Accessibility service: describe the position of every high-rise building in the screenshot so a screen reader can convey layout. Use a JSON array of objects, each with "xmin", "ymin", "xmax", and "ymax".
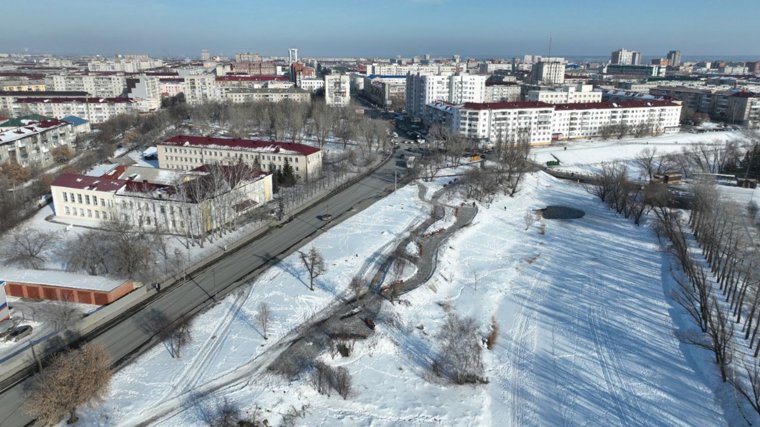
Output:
[
  {"xmin": 324, "ymin": 74, "xmax": 350, "ymax": 106},
  {"xmin": 530, "ymin": 61, "xmax": 566, "ymax": 85},
  {"xmin": 288, "ymin": 48, "xmax": 298, "ymax": 65},
  {"xmin": 667, "ymin": 50, "xmax": 682, "ymax": 67},
  {"xmin": 201, "ymin": 49, "xmax": 210, "ymax": 61},
  {"xmin": 611, "ymin": 48, "xmax": 641, "ymax": 65}
]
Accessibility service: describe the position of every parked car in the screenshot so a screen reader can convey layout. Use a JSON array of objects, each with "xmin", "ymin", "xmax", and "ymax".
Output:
[
  {"xmin": 5, "ymin": 325, "xmax": 32, "ymax": 342},
  {"xmin": 318, "ymin": 214, "xmax": 333, "ymax": 221},
  {"xmin": 36, "ymin": 193, "xmax": 53, "ymax": 208}
]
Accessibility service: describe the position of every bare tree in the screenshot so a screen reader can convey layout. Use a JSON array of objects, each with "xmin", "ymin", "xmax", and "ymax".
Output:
[
  {"xmin": 24, "ymin": 344, "xmax": 111, "ymax": 425},
  {"xmin": 299, "ymin": 247, "xmax": 326, "ymax": 291},
  {"xmin": 3, "ymin": 228, "xmax": 57, "ymax": 269},
  {"xmin": 38, "ymin": 297, "xmax": 81, "ymax": 332},
  {"xmin": 634, "ymin": 147, "xmax": 660, "ymax": 181},
  {"xmin": 433, "ymin": 311, "xmax": 487, "ymax": 384},
  {"xmin": 160, "ymin": 316, "xmax": 193, "ymax": 359},
  {"xmin": 310, "ymin": 361, "xmax": 352, "ymax": 399},
  {"xmin": 255, "ymin": 302, "xmax": 272, "ymax": 340}
]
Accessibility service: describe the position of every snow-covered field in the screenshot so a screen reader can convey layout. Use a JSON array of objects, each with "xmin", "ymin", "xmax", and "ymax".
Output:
[
  {"xmin": 533, "ymin": 130, "xmax": 750, "ymax": 179},
  {"xmin": 75, "ymin": 183, "xmax": 431, "ymax": 426},
  {"xmin": 72, "ymin": 169, "xmax": 740, "ymax": 426}
]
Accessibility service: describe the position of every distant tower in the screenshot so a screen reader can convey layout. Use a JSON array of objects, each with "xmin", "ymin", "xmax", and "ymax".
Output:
[
  {"xmin": 453, "ymin": 54, "xmax": 461, "ymax": 63},
  {"xmin": 201, "ymin": 49, "xmax": 210, "ymax": 61},
  {"xmin": 288, "ymin": 48, "xmax": 299, "ymax": 65},
  {"xmin": 667, "ymin": 50, "xmax": 682, "ymax": 67}
]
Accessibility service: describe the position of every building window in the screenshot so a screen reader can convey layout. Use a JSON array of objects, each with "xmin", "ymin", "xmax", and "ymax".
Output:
[
  {"xmin": 95, "ymin": 211, "xmax": 100, "ymax": 219},
  {"xmin": 65, "ymin": 206, "xmax": 70, "ymax": 215},
  {"xmin": 79, "ymin": 208, "xmax": 84, "ymax": 216},
  {"xmin": 63, "ymin": 193, "xmax": 68, "ymax": 202},
  {"xmin": 77, "ymin": 194, "xmax": 82, "ymax": 204},
  {"xmin": 85, "ymin": 195, "xmax": 90, "ymax": 205},
  {"xmin": 93, "ymin": 196, "xmax": 98, "ymax": 205}
]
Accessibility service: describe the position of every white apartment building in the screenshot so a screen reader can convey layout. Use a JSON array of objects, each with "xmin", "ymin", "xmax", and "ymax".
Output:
[
  {"xmin": 552, "ymin": 100, "xmax": 682, "ymax": 140},
  {"xmin": 46, "ymin": 74, "xmax": 127, "ymax": 97},
  {"xmin": 527, "ymin": 84, "xmax": 602, "ymax": 104},
  {"xmin": 530, "ymin": 61, "xmax": 566, "ymax": 85},
  {"xmin": 478, "ymin": 63, "xmax": 513, "ymax": 73},
  {"xmin": 0, "ymin": 119, "xmax": 75, "ymax": 167},
  {"xmin": 452, "ymin": 101, "xmax": 555, "ymax": 145},
  {"xmin": 485, "ymin": 82, "xmax": 521, "ymax": 102},
  {"xmin": 324, "ymin": 74, "xmax": 351, "ymax": 106},
  {"xmin": 611, "ymin": 49, "xmax": 641, "ymax": 65},
  {"xmin": 181, "ymin": 74, "xmax": 218, "ymax": 105},
  {"xmin": 87, "ymin": 56, "xmax": 164, "ymax": 73},
  {"xmin": 50, "ymin": 165, "xmax": 273, "ymax": 236},
  {"xmin": 406, "ymin": 73, "xmax": 487, "ymax": 116},
  {"xmin": 127, "ymin": 75, "xmax": 162, "ymax": 112},
  {"xmin": 298, "ymin": 77, "xmax": 325, "ymax": 92},
  {"xmin": 365, "ymin": 63, "xmax": 458, "ymax": 76},
  {"xmin": 427, "ymin": 99, "xmax": 682, "ymax": 145},
  {"xmin": 159, "ymin": 78, "xmax": 185, "ymax": 98},
  {"xmin": 11, "ymin": 97, "xmax": 137, "ymax": 124},
  {"xmin": 221, "ymin": 88, "xmax": 311, "ymax": 104},
  {"xmin": 157, "ymin": 135, "xmax": 323, "ymax": 181}
]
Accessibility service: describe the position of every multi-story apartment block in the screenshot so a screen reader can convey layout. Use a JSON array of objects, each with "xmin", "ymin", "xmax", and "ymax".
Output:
[
  {"xmin": 87, "ymin": 56, "xmax": 164, "ymax": 73},
  {"xmin": 426, "ymin": 99, "xmax": 682, "ymax": 145},
  {"xmin": 611, "ymin": 49, "xmax": 641, "ymax": 65},
  {"xmin": 324, "ymin": 74, "xmax": 351, "ymax": 106},
  {"xmin": 650, "ymin": 86, "xmax": 759, "ymax": 127},
  {"xmin": 157, "ymin": 135, "xmax": 323, "ymax": 181},
  {"xmin": 365, "ymin": 63, "xmax": 458, "ymax": 76},
  {"xmin": 0, "ymin": 90, "xmax": 89, "ymax": 113},
  {"xmin": 530, "ymin": 61, "xmax": 566, "ymax": 85},
  {"xmin": 126, "ymin": 75, "xmax": 162, "ymax": 112},
  {"xmin": 50, "ymin": 164, "xmax": 272, "ymax": 236},
  {"xmin": 182, "ymin": 74, "xmax": 218, "ymax": 105},
  {"xmin": 221, "ymin": 87, "xmax": 311, "ymax": 104},
  {"xmin": 606, "ymin": 64, "xmax": 665, "ymax": 78},
  {"xmin": 298, "ymin": 77, "xmax": 325, "ymax": 93},
  {"xmin": 159, "ymin": 78, "xmax": 185, "ymax": 98},
  {"xmin": 0, "ymin": 80, "xmax": 47, "ymax": 92},
  {"xmin": 362, "ymin": 75, "xmax": 407, "ymax": 109},
  {"xmin": 726, "ymin": 92, "xmax": 760, "ymax": 127},
  {"xmin": 46, "ymin": 74, "xmax": 127, "ymax": 97},
  {"xmin": 406, "ymin": 73, "xmax": 487, "ymax": 116},
  {"xmin": 11, "ymin": 97, "xmax": 136, "ymax": 124},
  {"xmin": 527, "ymin": 84, "xmax": 602, "ymax": 104},
  {"xmin": 485, "ymin": 81, "xmax": 522, "ymax": 102},
  {"xmin": 0, "ymin": 119, "xmax": 75, "ymax": 167},
  {"xmin": 551, "ymin": 100, "xmax": 682, "ymax": 140}
]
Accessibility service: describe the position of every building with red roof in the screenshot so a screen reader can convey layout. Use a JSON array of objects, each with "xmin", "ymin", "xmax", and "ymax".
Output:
[
  {"xmin": 157, "ymin": 135, "xmax": 323, "ymax": 181},
  {"xmin": 425, "ymin": 99, "xmax": 682, "ymax": 145},
  {"xmin": 50, "ymin": 164, "xmax": 273, "ymax": 237}
]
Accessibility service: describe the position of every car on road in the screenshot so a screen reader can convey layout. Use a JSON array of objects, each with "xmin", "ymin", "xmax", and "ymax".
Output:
[
  {"xmin": 318, "ymin": 214, "xmax": 333, "ymax": 221},
  {"xmin": 5, "ymin": 325, "xmax": 32, "ymax": 342}
]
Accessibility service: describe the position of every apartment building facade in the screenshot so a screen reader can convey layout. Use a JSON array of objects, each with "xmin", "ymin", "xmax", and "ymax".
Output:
[
  {"xmin": 324, "ymin": 74, "xmax": 351, "ymax": 106},
  {"xmin": 157, "ymin": 135, "xmax": 323, "ymax": 181},
  {"xmin": 406, "ymin": 73, "xmax": 487, "ymax": 116},
  {"xmin": 11, "ymin": 97, "xmax": 136, "ymax": 124},
  {"xmin": 0, "ymin": 119, "xmax": 75, "ymax": 167},
  {"xmin": 220, "ymin": 87, "xmax": 311, "ymax": 104},
  {"xmin": 46, "ymin": 74, "xmax": 127, "ymax": 97},
  {"xmin": 526, "ymin": 84, "xmax": 602, "ymax": 104},
  {"xmin": 427, "ymin": 99, "xmax": 682, "ymax": 145}
]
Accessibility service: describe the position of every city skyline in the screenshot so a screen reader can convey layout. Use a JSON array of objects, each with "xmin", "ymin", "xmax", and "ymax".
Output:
[{"xmin": 1, "ymin": 0, "xmax": 758, "ymax": 58}]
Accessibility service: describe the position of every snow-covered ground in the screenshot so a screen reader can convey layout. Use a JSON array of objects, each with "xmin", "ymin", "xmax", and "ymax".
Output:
[
  {"xmin": 72, "ymin": 170, "xmax": 740, "ymax": 426},
  {"xmin": 75, "ymin": 183, "xmax": 431, "ymax": 427},
  {"xmin": 533, "ymin": 130, "xmax": 750, "ymax": 179}
]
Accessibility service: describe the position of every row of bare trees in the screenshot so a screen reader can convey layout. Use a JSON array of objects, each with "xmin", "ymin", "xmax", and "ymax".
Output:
[
  {"xmin": 586, "ymin": 162, "xmax": 651, "ymax": 225},
  {"xmin": 653, "ymin": 179, "xmax": 760, "ymax": 415}
]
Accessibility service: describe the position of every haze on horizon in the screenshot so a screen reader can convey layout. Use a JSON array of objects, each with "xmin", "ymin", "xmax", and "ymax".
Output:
[{"xmin": 0, "ymin": 0, "xmax": 758, "ymax": 58}]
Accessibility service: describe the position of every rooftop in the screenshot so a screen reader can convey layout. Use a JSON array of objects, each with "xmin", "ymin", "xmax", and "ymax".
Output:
[
  {"xmin": 14, "ymin": 97, "xmax": 135, "ymax": 104},
  {"xmin": 553, "ymin": 100, "xmax": 681, "ymax": 111},
  {"xmin": 161, "ymin": 135, "xmax": 321, "ymax": 155},
  {"xmin": 51, "ymin": 173, "xmax": 127, "ymax": 192},
  {"xmin": 462, "ymin": 101, "xmax": 553, "ymax": 110},
  {"xmin": 216, "ymin": 75, "xmax": 289, "ymax": 82},
  {"xmin": 0, "ymin": 119, "xmax": 71, "ymax": 144}
]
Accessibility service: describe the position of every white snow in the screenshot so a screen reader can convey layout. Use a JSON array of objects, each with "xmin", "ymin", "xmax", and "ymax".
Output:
[
  {"xmin": 74, "ymin": 170, "xmax": 736, "ymax": 427},
  {"xmin": 532, "ymin": 130, "xmax": 749, "ymax": 179}
]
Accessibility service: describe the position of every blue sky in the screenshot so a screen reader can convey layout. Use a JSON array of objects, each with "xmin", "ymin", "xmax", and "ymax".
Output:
[{"xmin": 1, "ymin": 0, "xmax": 758, "ymax": 58}]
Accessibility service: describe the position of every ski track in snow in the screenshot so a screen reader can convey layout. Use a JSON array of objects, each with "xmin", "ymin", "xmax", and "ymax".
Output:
[
  {"xmin": 507, "ymin": 253, "xmax": 548, "ymax": 427},
  {"xmin": 161, "ymin": 283, "xmax": 255, "ymax": 399}
]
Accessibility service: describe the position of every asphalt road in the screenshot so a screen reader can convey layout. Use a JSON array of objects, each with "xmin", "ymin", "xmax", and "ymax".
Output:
[{"xmin": 0, "ymin": 150, "xmax": 410, "ymax": 427}]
